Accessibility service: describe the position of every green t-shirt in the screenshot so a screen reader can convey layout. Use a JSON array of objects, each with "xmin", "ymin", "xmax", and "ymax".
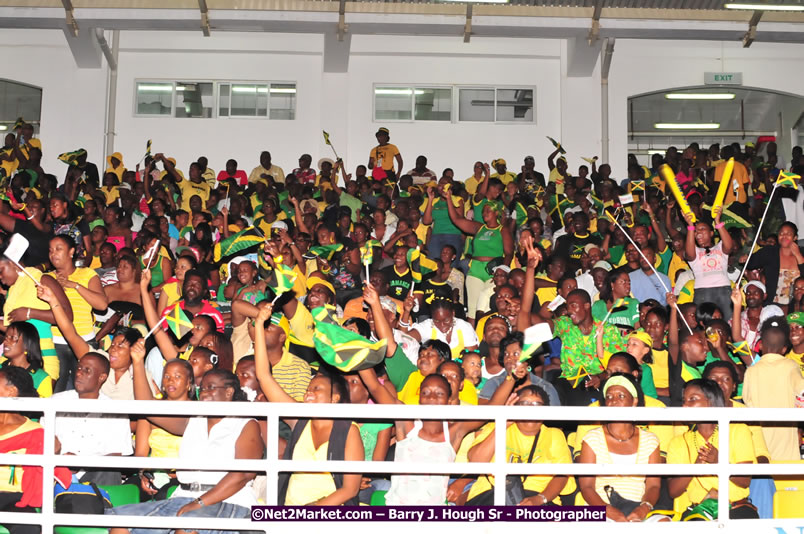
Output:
[
  {"xmin": 641, "ymin": 363, "xmax": 657, "ymax": 399},
  {"xmin": 339, "ymin": 192, "xmax": 363, "ymax": 223},
  {"xmin": 591, "ymin": 298, "xmax": 640, "ymax": 328},
  {"xmin": 423, "ymin": 198, "xmax": 462, "ymax": 235}
]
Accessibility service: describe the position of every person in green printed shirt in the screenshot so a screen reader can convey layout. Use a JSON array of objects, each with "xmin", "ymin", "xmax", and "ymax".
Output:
[{"xmin": 518, "ymin": 234, "xmax": 625, "ymax": 406}]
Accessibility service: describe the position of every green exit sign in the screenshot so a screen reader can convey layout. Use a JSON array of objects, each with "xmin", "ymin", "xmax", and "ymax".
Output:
[{"xmin": 704, "ymin": 72, "xmax": 743, "ymax": 85}]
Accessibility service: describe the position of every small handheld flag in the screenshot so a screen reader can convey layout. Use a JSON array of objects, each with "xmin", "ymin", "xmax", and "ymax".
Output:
[
  {"xmin": 546, "ymin": 136, "xmax": 566, "ymax": 155},
  {"xmin": 57, "ymin": 148, "xmax": 87, "ymax": 167},
  {"xmin": 305, "ymin": 243, "xmax": 345, "ymax": 262},
  {"xmin": 165, "ymin": 305, "xmax": 194, "ymax": 340},
  {"xmin": 581, "ymin": 156, "xmax": 598, "ymax": 165},
  {"xmin": 145, "ymin": 139, "xmax": 152, "ymax": 159},
  {"xmin": 266, "ymin": 262, "xmax": 298, "ymax": 302},
  {"xmin": 313, "ymin": 308, "xmax": 388, "ymax": 372},
  {"xmin": 519, "ymin": 323, "xmax": 553, "ymax": 362},
  {"xmin": 776, "ymin": 170, "xmax": 801, "ymax": 189},
  {"xmin": 322, "ymin": 130, "xmax": 341, "ymax": 162},
  {"xmin": 4, "ymin": 234, "xmax": 39, "ymax": 286},
  {"xmin": 144, "ymin": 240, "xmax": 160, "ymax": 270}
]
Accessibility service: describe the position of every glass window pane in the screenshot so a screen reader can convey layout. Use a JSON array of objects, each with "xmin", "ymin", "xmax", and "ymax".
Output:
[
  {"xmin": 174, "ymin": 82, "xmax": 214, "ymax": 118},
  {"xmin": 136, "ymin": 82, "xmax": 172, "ymax": 115},
  {"xmin": 229, "ymin": 84, "xmax": 260, "ymax": 117},
  {"xmin": 218, "ymin": 83, "xmax": 230, "ymax": 117},
  {"xmin": 374, "ymin": 87, "xmax": 413, "ymax": 121},
  {"xmin": 0, "ymin": 80, "xmax": 41, "ymax": 130},
  {"xmin": 459, "ymin": 88, "xmax": 494, "ymax": 122},
  {"xmin": 269, "ymin": 83, "xmax": 295, "ymax": 120},
  {"xmin": 496, "ymin": 88, "xmax": 534, "ymax": 122},
  {"xmin": 414, "ymin": 88, "xmax": 451, "ymax": 121}
]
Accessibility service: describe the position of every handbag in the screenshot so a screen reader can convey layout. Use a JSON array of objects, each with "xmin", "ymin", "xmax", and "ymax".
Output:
[
  {"xmin": 505, "ymin": 430, "xmax": 540, "ymax": 505},
  {"xmin": 54, "ymin": 479, "xmax": 112, "ymax": 514},
  {"xmin": 604, "ymin": 485, "xmax": 642, "ymax": 517}
]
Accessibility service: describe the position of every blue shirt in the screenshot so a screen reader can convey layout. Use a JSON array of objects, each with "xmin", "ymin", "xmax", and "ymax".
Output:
[{"xmin": 629, "ymin": 269, "xmax": 671, "ymax": 306}]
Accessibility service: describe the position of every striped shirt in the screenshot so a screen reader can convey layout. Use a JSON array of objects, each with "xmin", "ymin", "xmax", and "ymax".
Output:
[
  {"xmin": 273, "ymin": 350, "xmax": 312, "ymax": 402},
  {"xmin": 582, "ymin": 427, "xmax": 660, "ymax": 503}
]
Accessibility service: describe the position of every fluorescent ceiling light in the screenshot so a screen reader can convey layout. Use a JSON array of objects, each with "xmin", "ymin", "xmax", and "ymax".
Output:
[
  {"xmin": 138, "ymin": 84, "xmax": 173, "ymax": 92},
  {"xmin": 270, "ymin": 88, "xmax": 296, "ymax": 94},
  {"xmin": 441, "ymin": 0, "xmax": 510, "ymax": 3},
  {"xmin": 0, "ymin": 125, "xmax": 7, "ymax": 131},
  {"xmin": 232, "ymin": 87, "xmax": 267, "ymax": 94},
  {"xmin": 654, "ymin": 123, "xmax": 721, "ymax": 129},
  {"xmin": 375, "ymin": 89, "xmax": 425, "ymax": 95},
  {"xmin": 665, "ymin": 93, "xmax": 735, "ymax": 100},
  {"xmin": 724, "ymin": 3, "xmax": 804, "ymax": 11}
]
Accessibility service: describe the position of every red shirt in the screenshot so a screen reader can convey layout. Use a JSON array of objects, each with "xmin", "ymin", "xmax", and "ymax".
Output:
[
  {"xmin": 292, "ymin": 168, "xmax": 317, "ymax": 185},
  {"xmin": 217, "ymin": 169, "xmax": 248, "ymax": 187}
]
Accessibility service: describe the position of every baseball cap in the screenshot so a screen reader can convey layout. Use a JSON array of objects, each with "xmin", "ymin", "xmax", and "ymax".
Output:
[
  {"xmin": 379, "ymin": 295, "xmax": 401, "ymax": 316},
  {"xmin": 593, "ymin": 260, "xmax": 612, "ymax": 271},
  {"xmin": 787, "ymin": 312, "xmax": 804, "ymax": 327},
  {"xmin": 628, "ymin": 330, "xmax": 653, "ymax": 349},
  {"xmin": 492, "ymin": 265, "xmax": 511, "ymax": 274},
  {"xmin": 583, "ymin": 244, "xmax": 601, "ymax": 254},
  {"xmin": 271, "ymin": 220, "xmax": 288, "ymax": 232},
  {"xmin": 745, "ymin": 142, "xmax": 756, "ymax": 148},
  {"xmin": 376, "ymin": 127, "xmax": 390, "ymax": 135},
  {"xmin": 744, "ymin": 280, "xmax": 767, "ymax": 294}
]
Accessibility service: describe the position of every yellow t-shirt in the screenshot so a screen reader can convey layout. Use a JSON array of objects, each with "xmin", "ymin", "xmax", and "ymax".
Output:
[
  {"xmin": 371, "ymin": 144, "xmax": 400, "ymax": 172},
  {"xmin": 149, "ymin": 426, "xmax": 182, "ymax": 458},
  {"xmin": 46, "ymin": 267, "xmax": 99, "ymax": 339},
  {"xmin": 667, "ymin": 425, "xmax": 755, "ymax": 508},
  {"xmin": 285, "ymin": 421, "xmax": 361, "ymax": 505},
  {"xmin": 534, "ymin": 275, "xmax": 558, "ymax": 306},
  {"xmin": 398, "ymin": 370, "xmax": 478, "ymax": 406},
  {"xmin": 549, "ymin": 168, "xmax": 570, "ymax": 195},
  {"xmin": 667, "ymin": 253, "xmax": 688, "ymax": 285},
  {"xmin": 714, "ymin": 160, "xmax": 750, "ymax": 205},
  {"xmin": 784, "ymin": 350, "xmax": 804, "ymax": 375},
  {"xmin": 491, "ymin": 172, "xmax": 516, "ymax": 186},
  {"xmin": 464, "ymin": 176, "xmax": 480, "ymax": 196},
  {"xmin": 288, "ymin": 305, "xmax": 316, "ymax": 348},
  {"xmin": 100, "ymin": 186, "xmax": 120, "ymax": 206},
  {"xmin": 177, "ymin": 179, "xmax": 211, "ymax": 211},
  {"xmin": 730, "ymin": 400, "xmax": 771, "ymax": 461},
  {"xmin": 467, "ymin": 423, "xmax": 575, "ymax": 502}
]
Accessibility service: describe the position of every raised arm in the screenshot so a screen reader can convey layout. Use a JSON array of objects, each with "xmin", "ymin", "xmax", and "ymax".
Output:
[
  {"xmin": 518, "ymin": 234, "xmax": 547, "ymax": 331},
  {"xmin": 444, "ymin": 190, "xmax": 481, "ymax": 235},
  {"xmin": 422, "ymin": 188, "xmax": 435, "ymax": 226},
  {"xmin": 643, "ymin": 202, "xmax": 667, "ymax": 253},
  {"xmin": 37, "ymin": 283, "xmax": 88, "ymax": 358},
  {"xmin": 363, "ymin": 282, "xmax": 397, "ymax": 356},
  {"xmin": 666, "ymin": 292, "xmax": 680, "ymax": 366},
  {"xmin": 129, "ymin": 338, "xmax": 189, "ymax": 435},
  {"xmin": 253, "ymin": 305, "xmax": 297, "ymax": 404},
  {"xmin": 712, "ymin": 205, "xmax": 734, "ymax": 255},
  {"xmin": 473, "ymin": 163, "xmax": 491, "ymax": 204},
  {"xmin": 682, "ymin": 211, "xmax": 697, "ymax": 261},
  {"xmin": 139, "ymin": 270, "xmax": 178, "ymax": 360}
]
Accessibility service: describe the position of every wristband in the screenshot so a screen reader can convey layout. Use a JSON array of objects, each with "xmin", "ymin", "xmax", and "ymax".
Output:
[
  {"xmin": 26, "ymin": 214, "xmax": 34, "ymax": 221},
  {"xmin": 640, "ymin": 501, "xmax": 654, "ymax": 511},
  {"xmin": 686, "ymin": 225, "xmax": 695, "ymax": 231},
  {"xmin": 715, "ymin": 222, "xmax": 725, "ymax": 229}
]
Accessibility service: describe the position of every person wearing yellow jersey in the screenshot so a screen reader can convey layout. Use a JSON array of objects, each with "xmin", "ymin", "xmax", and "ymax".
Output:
[
  {"xmin": 467, "ymin": 384, "xmax": 574, "ymax": 505},
  {"xmin": 157, "ymin": 154, "xmax": 211, "ymax": 212},
  {"xmin": 46, "ymin": 235, "xmax": 108, "ymax": 392},
  {"xmin": 104, "ymin": 152, "xmax": 126, "ymax": 181},
  {"xmin": 249, "ymin": 151, "xmax": 285, "ymax": 185},
  {"xmin": 547, "ymin": 147, "xmax": 571, "ymax": 195},
  {"xmin": 463, "ymin": 161, "xmax": 488, "ymax": 195},
  {"xmin": 0, "ymin": 255, "xmax": 72, "ymax": 384},
  {"xmin": 490, "ymin": 158, "xmax": 516, "ymax": 186},
  {"xmin": 785, "ymin": 311, "xmax": 804, "ymax": 374},
  {"xmin": 368, "ymin": 127, "xmax": 403, "ymax": 181},
  {"xmin": 668, "ymin": 379, "xmax": 758, "ymax": 519}
]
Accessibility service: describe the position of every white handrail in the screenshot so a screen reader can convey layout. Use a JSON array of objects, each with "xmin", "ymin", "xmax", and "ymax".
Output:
[{"xmin": 0, "ymin": 398, "xmax": 801, "ymax": 533}]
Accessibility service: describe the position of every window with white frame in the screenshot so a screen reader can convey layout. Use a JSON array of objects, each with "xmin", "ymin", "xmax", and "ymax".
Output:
[
  {"xmin": 135, "ymin": 80, "xmax": 296, "ymax": 119},
  {"xmin": 373, "ymin": 84, "xmax": 535, "ymax": 123},
  {"xmin": 374, "ymin": 87, "xmax": 453, "ymax": 122}
]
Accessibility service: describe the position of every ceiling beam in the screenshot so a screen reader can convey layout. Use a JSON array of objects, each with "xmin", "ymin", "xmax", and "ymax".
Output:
[
  {"xmin": 464, "ymin": 3, "xmax": 473, "ymax": 43},
  {"xmin": 742, "ymin": 9, "xmax": 762, "ymax": 47},
  {"xmin": 198, "ymin": 0, "xmax": 210, "ymax": 36},
  {"xmin": 588, "ymin": 0, "xmax": 603, "ymax": 45},
  {"xmin": 61, "ymin": 0, "xmax": 78, "ymax": 36},
  {"xmin": 337, "ymin": 0, "xmax": 347, "ymax": 41}
]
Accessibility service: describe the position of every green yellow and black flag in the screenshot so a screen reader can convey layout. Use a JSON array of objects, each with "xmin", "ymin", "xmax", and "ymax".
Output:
[
  {"xmin": 360, "ymin": 239, "xmax": 382, "ymax": 266},
  {"xmin": 213, "ymin": 226, "xmax": 263, "ymax": 263},
  {"xmin": 166, "ymin": 305, "xmax": 194, "ymax": 340},
  {"xmin": 776, "ymin": 170, "xmax": 801, "ymax": 189},
  {"xmin": 265, "ymin": 262, "xmax": 298, "ymax": 297},
  {"xmin": 312, "ymin": 307, "xmax": 387, "ymax": 372},
  {"xmin": 58, "ymin": 148, "xmax": 87, "ymax": 167},
  {"xmin": 407, "ymin": 247, "xmax": 437, "ymax": 283},
  {"xmin": 145, "ymin": 139, "xmax": 152, "ymax": 159},
  {"xmin": 546, "ymin": 136, "xmax": 567, "ymax": 155},
  {"xmin": 305, "ymin": 243, "xmax": 344, "ymax": 261}
]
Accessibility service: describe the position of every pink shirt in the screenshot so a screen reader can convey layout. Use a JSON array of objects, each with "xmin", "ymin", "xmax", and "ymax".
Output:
[{"xmin": 689, "ymin": 241, "xmax": 730, "ymax": 289}]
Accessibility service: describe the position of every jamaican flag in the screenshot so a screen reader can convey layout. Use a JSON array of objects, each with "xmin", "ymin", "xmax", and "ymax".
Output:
[
  {"xmin": 312, "ymin": 307, "xmax": 387, "ymax": 372},
  {"xmin": 58, "ymin": 148, "xmax": 87, "ymax": 167},
  {"xmin": 145, "ymin": 139, "xmax": 152, "ymax": 159},
  {"xmin": 213, "ymin": 226, "xmax": 263, "ymax": 263},
  {"xmin": 360, "ymin": 239, "xmax": 382, "ymax": 266},
  {"xmin": 165, "ymin": 305, "xmax": 194, "ymax": 340},
  {"xmin": 519, "ymin": 323, "xmax": 553, "ymax": 363},
  {"xmin": 305, "ymin": 243, "xmax": 344, "ymax": 261},
  {"xmin": 546, "ymin": 136, "xmax": 566, "ymax": 155},
  {"xmin": 701, "ymin": 203, "xmax": 751, "ymax": 230},
  {"xmin": 407, "ymin": 247, "xmax": 437, "ymax": 283},
  {"xmin": 776, "ymin": 170, "xmax": 801, "ymax": 189},
  {"xmin": 265, "ymin": 262, "xmax": 298, "ymax": 298}
]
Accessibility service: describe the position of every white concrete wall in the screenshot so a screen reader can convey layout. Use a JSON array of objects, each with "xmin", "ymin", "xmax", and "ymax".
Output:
[
  {"xmin": 0, "ymin": 29, "xmax": 107, "ymax": 177},
  {"xmin": 3, "ymin": 29, "xmax": 803, "ymax": 184},
  {"xmin": 608, "ymin": 39, "xmax": 804, "ymax": 174}
]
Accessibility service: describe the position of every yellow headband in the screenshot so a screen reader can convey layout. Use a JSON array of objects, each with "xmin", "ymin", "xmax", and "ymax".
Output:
[
  {"xmin": 306, "ymin": 276, "xmax": 335, "ymax": 296},
  {"xmin": 628, "ymin": 330, "xmax": 653, "ymax": 350},
  {"xmin": 602, "ymin": 375, "xmax": 638, "ymax": 399}
]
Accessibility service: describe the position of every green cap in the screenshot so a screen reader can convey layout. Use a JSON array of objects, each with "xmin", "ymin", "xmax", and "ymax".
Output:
[{"xmin": 787, "ymin": 312, "xmax": 804, "ymax": 327}]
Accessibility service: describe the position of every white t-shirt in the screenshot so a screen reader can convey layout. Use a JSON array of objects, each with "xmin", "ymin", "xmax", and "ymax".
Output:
[
  {"xmin": 688, "ymin": 241, "xmax": 730, "ymax": 289},
  {"xmin": 51, "ymin": 391, "xmax": 133, "ymax": 456}
]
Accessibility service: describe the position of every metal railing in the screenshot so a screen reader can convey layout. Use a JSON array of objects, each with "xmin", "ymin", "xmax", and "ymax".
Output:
[{"xmin": 0, "ymin": 398, "xmax": 802, "ymax": 533}]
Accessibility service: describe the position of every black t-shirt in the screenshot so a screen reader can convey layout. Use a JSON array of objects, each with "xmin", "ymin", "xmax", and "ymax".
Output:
[
  {"xmin": 414, "ymin": 273, "xmax": 453, "ymax": 319},
  {"xmin": 381, "ymin": 265, "xmax": 414, "ymax": 300},
  {"xmin": 13, "ymin": 219, "xmax": 53, "ymax": 268},
  {"xmin": 554, "ymin": 232, "xmax": 601, "ymax": 270}
]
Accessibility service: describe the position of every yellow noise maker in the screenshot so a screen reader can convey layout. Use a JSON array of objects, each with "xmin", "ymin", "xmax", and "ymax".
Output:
[
  {"xmin": 660, "ymin": 164, "xmax": 696, "ymax": 224},
  {"xmin": 711, "ymin": 157, "xmax": 734, "ymax": 219}
]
